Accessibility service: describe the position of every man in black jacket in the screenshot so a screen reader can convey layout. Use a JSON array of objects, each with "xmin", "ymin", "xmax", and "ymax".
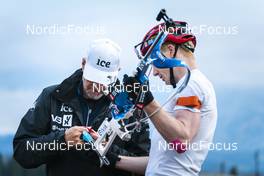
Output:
[{"xmin": 13, "ymin": 39, "xmax": 150, "ymax": 176}]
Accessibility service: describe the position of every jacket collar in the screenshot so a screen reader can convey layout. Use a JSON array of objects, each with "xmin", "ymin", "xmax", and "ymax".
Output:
[{"xmin": 51, "ymin": 69, "xmax": 83, "ymax": 102}]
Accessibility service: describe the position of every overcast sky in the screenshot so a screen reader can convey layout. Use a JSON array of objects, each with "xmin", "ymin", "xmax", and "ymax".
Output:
[{"xmin": 0, "ymin": 0, "xmax": 263, "ymax": 134}]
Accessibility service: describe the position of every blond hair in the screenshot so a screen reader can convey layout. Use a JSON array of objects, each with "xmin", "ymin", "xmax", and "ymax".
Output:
[{"xmin": 161, "ymin": 41, "xmax": 195, "ymax": 56}]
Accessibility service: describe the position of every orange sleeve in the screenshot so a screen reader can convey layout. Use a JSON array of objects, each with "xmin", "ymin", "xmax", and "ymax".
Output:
[{"xmin": 176, "ymin": 96, "xmax": 202, "ymax": 109}]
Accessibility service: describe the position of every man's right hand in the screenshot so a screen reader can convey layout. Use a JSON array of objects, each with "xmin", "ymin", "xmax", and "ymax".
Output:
[
  {"xmin": 87, "ymin": 127, "xmax": 99, "ymax": 140},
  {"xmin": 64, "ymin": 126, "xmax": 88, "ymax": 145},
  {"xmin": 123, "ymin": 74, "xmax": 154, "ymax": 109}
]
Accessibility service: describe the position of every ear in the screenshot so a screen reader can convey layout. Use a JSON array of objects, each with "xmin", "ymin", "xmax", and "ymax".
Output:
[
  {"xmin": 167, "ymin": 44, "xmax": 176, "ymax": 58},
  {"xmin": 81, "ymin": 58, "xmax": 86, "ymax": 70}
]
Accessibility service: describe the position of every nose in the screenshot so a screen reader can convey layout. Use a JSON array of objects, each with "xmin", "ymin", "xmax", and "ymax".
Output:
[
  {"xmin": 152, "ymin": 67, "xmax": 159, "ymax": 76},
  {"xmin": 92, "ymin": 82, "xmax": 104, "ymax": 92}
]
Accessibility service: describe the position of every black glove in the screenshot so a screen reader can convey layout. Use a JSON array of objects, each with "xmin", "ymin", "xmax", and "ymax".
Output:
[
  {"xmin": 108, "ymin": 78, "xmax": 121, "ymax": 92},
  {"xmin": 104, "ymin": 151, "xmax": 121, "ymax": 168},
  {"xmin": 123, "ymin": 74, "xmax": 154, "ymax": 109}
]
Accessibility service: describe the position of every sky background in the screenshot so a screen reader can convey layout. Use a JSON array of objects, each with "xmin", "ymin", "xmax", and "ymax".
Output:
[{"xmin": 0, "ymin": 0, "xmax": 264, "ymax": 173}]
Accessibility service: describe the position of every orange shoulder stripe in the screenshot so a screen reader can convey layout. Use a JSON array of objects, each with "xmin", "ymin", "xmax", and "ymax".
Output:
[{"xmin": 176, "ymin": 96, "xmax": 202, "ymax": 109}]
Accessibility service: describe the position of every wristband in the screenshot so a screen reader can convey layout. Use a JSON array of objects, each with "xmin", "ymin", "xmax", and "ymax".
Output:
[{"xmin": 170, "ymin": 139, "xmax": 187, "ymax": 153}]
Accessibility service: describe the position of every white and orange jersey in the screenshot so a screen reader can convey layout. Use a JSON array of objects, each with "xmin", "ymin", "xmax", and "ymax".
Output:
[{"xmin": 146, "ymin": 69, "xmax": 217, "ymax": 176}]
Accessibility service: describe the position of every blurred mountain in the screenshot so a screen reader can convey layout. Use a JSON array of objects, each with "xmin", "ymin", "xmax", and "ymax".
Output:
[{"xmin": 214, "ymin": 86, "xmax": 264, "ymax": 149}]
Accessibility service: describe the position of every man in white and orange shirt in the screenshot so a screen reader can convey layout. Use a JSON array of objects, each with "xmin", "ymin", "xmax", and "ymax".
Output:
[{"xmin": 114, "ymin": 21, "xmax": 218, "ymax": 176}]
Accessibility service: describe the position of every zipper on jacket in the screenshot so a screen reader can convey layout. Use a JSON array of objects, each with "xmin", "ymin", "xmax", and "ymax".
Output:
[{"xmin": 85, "ymin": 107, "xmax": 92, "ymax": 127}]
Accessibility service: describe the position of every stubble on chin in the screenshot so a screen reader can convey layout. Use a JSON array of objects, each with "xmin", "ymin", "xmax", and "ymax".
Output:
[{"xmin": 84, "ymin": 92, "xmax": 103, "ymax": 100}]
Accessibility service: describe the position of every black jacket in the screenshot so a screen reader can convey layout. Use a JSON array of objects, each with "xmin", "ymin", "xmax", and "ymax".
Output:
[{"xmin": 13, "ymin": 69, "xmax": 150, "ymax": 176}]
